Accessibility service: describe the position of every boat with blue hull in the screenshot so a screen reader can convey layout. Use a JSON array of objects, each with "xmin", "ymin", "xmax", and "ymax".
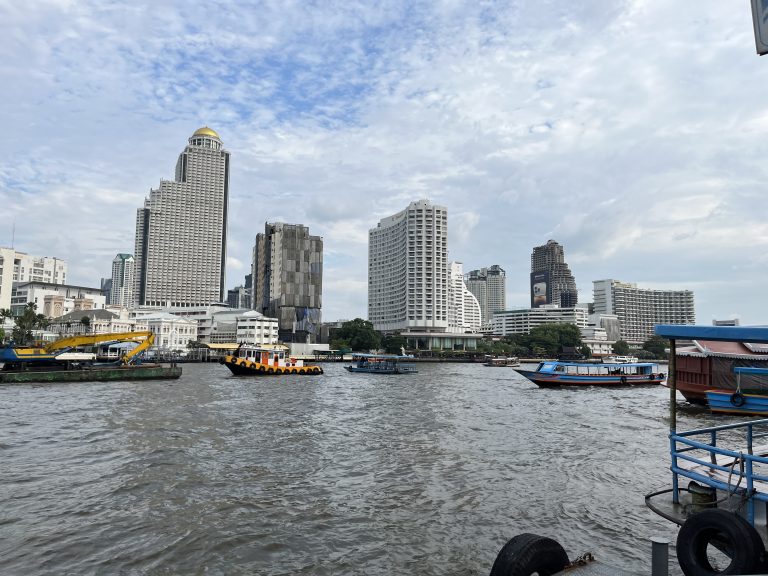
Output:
[
  {"xmin": 514, "ymin": 360, "xmax": 665, "ymax": 387},
  {"xmin": 706, "ymin": 366, "xmax": 768, "ymax": 416},
  {"xmin": 345, "ymin": 353, "xmax": 418, "ymax": 374},
  {"xmin": 646, "ymin": 324, "xmax": 768, "ymax": 574}
]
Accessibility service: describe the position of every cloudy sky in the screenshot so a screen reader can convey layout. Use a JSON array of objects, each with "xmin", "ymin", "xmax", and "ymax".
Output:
[{"xmin": 2, "ymin": 1, "xmax": 768, "ymax": 324}]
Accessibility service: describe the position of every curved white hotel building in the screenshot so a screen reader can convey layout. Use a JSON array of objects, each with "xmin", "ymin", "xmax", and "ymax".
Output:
[{"xmin": 368, "ymin": 199, "xmax": 448, "ymax": 333}]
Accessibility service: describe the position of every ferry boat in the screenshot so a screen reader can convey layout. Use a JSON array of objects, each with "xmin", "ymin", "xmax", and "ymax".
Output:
[
  {"xmin": 514, "ymin": 360, "xmax": 665, "ymax": 387},
  {"xmin": 345, "ymin": 353, "xmax": 418, "ymax": 374},
  {"xmin": 483, "ymin": 356, "xmax": 520, "ymax": 367},
  {"xmin": 220, "ymin": 344, "xmax": 323, "ymax": 376},
  {"xmin": 646, "ymin": 325, "xmax": 768, "ymax": 574},
  {"xmin": 603, "ymin": 355, "xmax": 639, "ymax": 364}
]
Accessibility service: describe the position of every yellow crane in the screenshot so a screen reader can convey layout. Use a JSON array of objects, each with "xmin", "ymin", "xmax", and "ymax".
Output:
[{"xmin": 45, "ymin": 331, "xmax": 155, "ymax": 365}]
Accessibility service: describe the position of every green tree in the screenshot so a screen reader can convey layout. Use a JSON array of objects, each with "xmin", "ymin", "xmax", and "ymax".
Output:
[
  {"xmin": 336, "ymin": 318, "xmax": 382, "ymax": 352},
  {"xmin": 642, "ymin": 335, "xmax": 669, "ymax": 359},
  {"xmin": 613, "ymin": 340, "xmax": 631, "ymax": 355},
  {"xmin": 80, "ymin": 316, "xmax": 91, "ymax": 333},
  {"xmin": 521, "ymin": 323, "xmax": 583, "ymax": 357},
  {"xmin": 9, "ymin": 303, "xmax": 49, "ymax": 345},
  {"xmin": 382, "ymin": 333, "xmax": 407, "ymax": 354},
  {"xmin": 580, "ymin": 344, "xmax": 592, "ymax": 358}
]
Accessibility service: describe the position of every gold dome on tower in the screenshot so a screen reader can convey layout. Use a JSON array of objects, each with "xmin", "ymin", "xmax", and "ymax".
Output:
[{"xmin": 192, "ymin": 126, "xmax": 220, "ymax": 139}]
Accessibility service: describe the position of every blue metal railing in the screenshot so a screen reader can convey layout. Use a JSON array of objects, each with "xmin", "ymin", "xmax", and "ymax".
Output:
[{"xmin": 670, "ymin": 418, "xmax": 768, "ymax": 525}]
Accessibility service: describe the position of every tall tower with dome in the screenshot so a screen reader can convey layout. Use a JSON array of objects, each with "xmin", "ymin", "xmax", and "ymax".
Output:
[{"xmin": 134, "ymin": 127, "xmax": 230, "ymax": 308}]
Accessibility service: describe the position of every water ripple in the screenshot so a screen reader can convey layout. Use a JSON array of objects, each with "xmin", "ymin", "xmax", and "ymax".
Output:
[{"xmin": 0, "ymin": 362, "xmax": 725, "ymax": 575}]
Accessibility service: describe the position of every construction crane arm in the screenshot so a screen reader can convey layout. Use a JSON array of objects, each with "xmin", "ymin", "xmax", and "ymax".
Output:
[{"xmin": 45, "ymin": 331, "xmax": 155, "ymax": 365}]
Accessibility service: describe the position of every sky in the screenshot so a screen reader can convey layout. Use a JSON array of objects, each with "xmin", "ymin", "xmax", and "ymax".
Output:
[{"xmin": 2, "ymin": 1, "xmax": 768, "ymax": 324}]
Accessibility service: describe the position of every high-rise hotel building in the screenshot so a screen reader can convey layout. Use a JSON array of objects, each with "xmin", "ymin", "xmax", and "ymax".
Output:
[
  {"xmin": 368, "ymin": 199, "xmax": 448, "ymax": 333},
  {"xmin": 134, "ymin": 127, "xmax": 229, "ymax": 307},
  {"xmin": 593, "ymin": 279, "xmax": 695, "ymax": 344},
  {"xmin": 530, "ymin": 239, "xmax": 578, "ymax": 308}
]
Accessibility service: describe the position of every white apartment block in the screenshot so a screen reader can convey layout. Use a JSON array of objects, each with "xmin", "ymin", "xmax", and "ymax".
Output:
[
  {"xmin": 110, "ymin": 253, "xmax": 135, "ymax": 307},
  {"xmin": 448, "ymin": 262, "xmax": 482, "ymax": 334},
  {"xmin": 10, "ymin": 281, "xmax": 105, "ymax": 318},
  {"xmin": 491, "ymin": 305, "xmax": 589, "ymax": 337},
  {"xmin": 235, "ymin": 310, "xmax": 279, "ymax": 345},
  {"xmin": 0, "ymin": 248, "xmax": 67, "ymax": 311},
  {"xmin": 135, "ymin": 127, "xmax": 229, "ymax": 308},
  {"xmin": 593, "ymin": 279, "xmax": 695, "ymax": 344},
  {"xmin": 368, "ymin": 199, "xmax": 448, "ymax": 332}
]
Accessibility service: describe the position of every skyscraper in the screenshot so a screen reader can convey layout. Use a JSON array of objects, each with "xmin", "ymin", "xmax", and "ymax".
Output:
[
  {"xmin": 135, "ymin": 127, "xmax": 229, "ymax": 307},
  {"xmin": 465, "ymin": 264, "xmax": 506, "ymax": 326},
  {"xmin": 368, "ymin": 199, "xmax": 448, "ymax": 332},
  {"xmin": 252, "ymin": 222, "xmax": 323, "ymax": 343},
  {"xmin": 109, "ymin": 253, "xmax": 135, "ymax": 307},
  {"xmin": 530, "ymin": 240, "xmax": 578, "ymax": 308}
]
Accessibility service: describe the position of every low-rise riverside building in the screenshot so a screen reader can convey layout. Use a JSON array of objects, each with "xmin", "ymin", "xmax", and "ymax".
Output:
[
  {"xmin": 134, "ymin": 312, "xmax": 197, "ymax": 351},
  {"xmin": 48, "ymin": 309, "xmax": 134, "ymax": 335},
  {"xmin": 491, "ymin": 305, "xmax": 589, "ymax": 337},
  {"xmin": 10, "ymin": 281, "xmax": 106, "ymax": 318},
  {"xmin": 235, "ymin": 310, "xmax": 278, "ymax": 345}
]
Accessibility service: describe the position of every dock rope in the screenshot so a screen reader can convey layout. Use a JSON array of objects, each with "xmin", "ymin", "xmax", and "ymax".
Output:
[{"xmin": 565, "ymin": 552, "xmax": 595, "ymax": 570}]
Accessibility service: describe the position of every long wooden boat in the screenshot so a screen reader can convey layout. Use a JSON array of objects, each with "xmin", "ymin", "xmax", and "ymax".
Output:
[
  {"xmin": 345, "ymin": 353, "xmax": 417, "ymax": 374},
  {"xmin": 646, "ymin": 325, "xmax": 768, "ymax": 574},
  {"xmin": 706, "ymin": 366, "xmax": 768, "ymax": 416},
  {"xmin": 483, "ymin": 356, "xmax": 520, "ymax": 367},
  {"xmin": 220, "ymin": 344, "xmax": 323, "ymax": 376},
  {"xmin": 514, "ymin": 360, "xmax": 665, "ymax": 387}
]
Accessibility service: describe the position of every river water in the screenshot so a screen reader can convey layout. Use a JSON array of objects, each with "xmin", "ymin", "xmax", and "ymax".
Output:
[{"xmin": 0, "ymin": 362, "xmax": 729, "ymax": 575}]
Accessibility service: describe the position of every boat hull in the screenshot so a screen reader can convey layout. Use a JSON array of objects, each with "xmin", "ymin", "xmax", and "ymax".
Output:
[
  {"xmin": 345, "ymin": 365, "xmax": 417, "ymax": 374},
  {"xmin": 515, "ymin": 368, "xmax": 664, "ymax": 387},
  {"xmin": 220, "ymin": 355, "xmax": 323, "ymax": 376},
  {"xmin": 706, "ymin": 389, "xmax": 768, "ymax": 416},
  {"xmin": 0, "ymin": 364, "xmax": 181, "ymax": 384}
]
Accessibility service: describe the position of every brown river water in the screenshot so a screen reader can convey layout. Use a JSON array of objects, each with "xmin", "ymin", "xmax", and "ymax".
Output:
[{"xmin": 0, "ymin": 361, "xmax": 732, "ymax": 575}]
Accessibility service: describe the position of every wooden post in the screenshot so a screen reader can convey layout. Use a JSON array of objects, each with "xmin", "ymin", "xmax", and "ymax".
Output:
[{"xmin": 669, "ymin": 338, "xmax": 676, "ymax": 433}]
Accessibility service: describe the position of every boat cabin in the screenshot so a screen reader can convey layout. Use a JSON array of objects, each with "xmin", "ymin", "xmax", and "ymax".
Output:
[
  {"xmin": 235, "ymin": 345, "xmax": 304, "ymax": 368},
  {"xmin": 535, "ymin": 361, "xmax": 658, "ymax": 376}
]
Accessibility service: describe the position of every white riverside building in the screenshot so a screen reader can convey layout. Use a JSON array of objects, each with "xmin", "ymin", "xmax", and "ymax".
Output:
[
  {"xmin": 10, "ymin": 281, "xmax": 105, "ymax": 318},
  {"xmin": 592, "ymin": 279, "xmax": 695, "ymax": 345},
  {"xmin": 491, "ymin": 305, "xmax": 589, "ymax": 337},
  {"xmin": 0, "ymin": 248, "xmax": 67, "ymax": 312},
  {"xmin": 135, "ymin": 127, "xmax": 229, "ymax": 308},
  {"xmin": 368, "ymin": 200, "xmax": 478, "ymax": 351},
  {"xmin": 448, "ymin": 262, "xmax": 482, "ymax": 334}
]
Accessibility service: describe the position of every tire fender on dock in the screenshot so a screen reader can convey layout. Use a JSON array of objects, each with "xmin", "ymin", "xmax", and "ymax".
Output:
[
  {"xmin": 676, "ymin": 509, "xmax": 765, "ymax": 576},
  {"xmin": 489, "ymin": 533, "xmax": 569, "ymax": 576}
]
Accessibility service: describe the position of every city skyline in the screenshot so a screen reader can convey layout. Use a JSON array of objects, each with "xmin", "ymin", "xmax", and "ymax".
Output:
[{"xmin": 2, "ymin": 2, "xmax": 767, "ymax": 324}]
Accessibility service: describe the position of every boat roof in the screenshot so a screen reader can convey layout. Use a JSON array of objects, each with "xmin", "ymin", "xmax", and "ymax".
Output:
[
  {"xmin": 352, "ymin": 353, "xmax": 414, "ymax": 359},
  {"xmin": 655, "ymin": 324, "xmax": 768, "ymax": 344},
  {"xmin": 542, "ymin": 360, "xmax": 657, "ymax": 367}
]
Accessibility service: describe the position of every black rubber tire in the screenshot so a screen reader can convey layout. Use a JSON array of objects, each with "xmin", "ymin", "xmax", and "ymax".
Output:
[
  {"xmin": 676, "ymin": 509, "xmax": 765, "ymax": 575},
  {"xmin": 730, "ymin": 393, "xmax": 745, "ymax": 407},
  {"xmin": 489, "ymin": 533, "xmax": 569, "ymax": 576},
  {"xmin": 620, "ymin": 376, "xmax": 627, "ymax": 385},
  {"xmin": 258, "ymin": 365, "xmax": 266, "ymax": 373},
  {"xmin": 267, "ymin": 367, "xmax": 274, "ymax": 374}
]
